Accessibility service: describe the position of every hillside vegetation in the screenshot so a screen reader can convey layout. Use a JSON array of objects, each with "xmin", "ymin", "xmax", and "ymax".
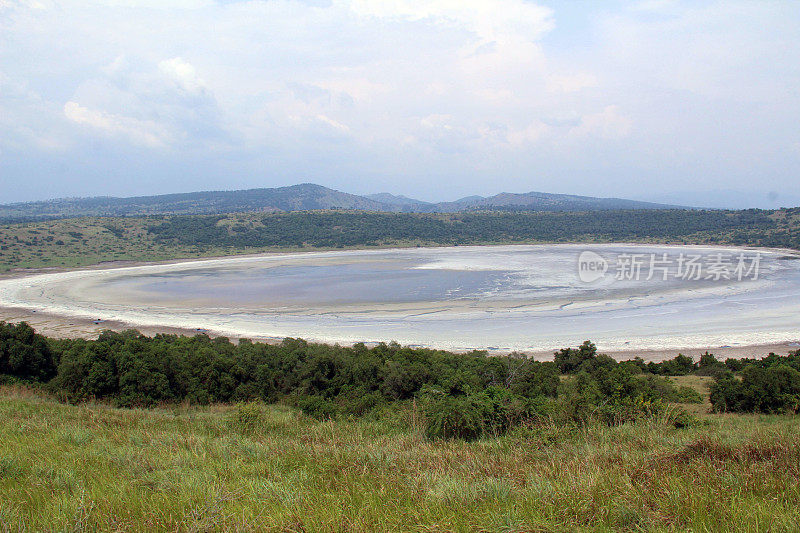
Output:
[
  {"xmin": 0, "ymin": 183, "xmax": 678, "ymax": 220},
  {"xmin": 3, "ymin": 322, "xmax": 799, "ymax": 420},
  {"xmin": 1, "ymin": 208, "xmax": 798, "ymax": 273}
]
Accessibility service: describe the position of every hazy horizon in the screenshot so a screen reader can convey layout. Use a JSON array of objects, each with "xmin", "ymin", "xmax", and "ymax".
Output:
[
  {"xmin": 1, "ymin": 1, "xmax": 798, "ymax": 208},
  {"xmin": 5, "ymin": 181, "xmax": 800, "ymax": 211}
]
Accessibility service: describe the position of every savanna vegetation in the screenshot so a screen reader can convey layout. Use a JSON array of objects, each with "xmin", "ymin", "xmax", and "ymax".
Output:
[
  {"xmin": 1, "ymin": 321, "xmax": 800, "ymax": 530},
  {"xmin": 2, "ymin": 388, "xmax": 799, "ymax": 531},
  {"xmin": 2, "ymin": 321, "xmax": 799, "ymax": 430},
  {"xmin": 2, "ymin": 207, "xmax": 799, "ymax": 273}
]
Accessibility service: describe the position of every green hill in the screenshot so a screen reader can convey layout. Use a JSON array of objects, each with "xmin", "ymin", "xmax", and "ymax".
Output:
[{"xmin": 1, "ymin": 207, "xmax": 798, "ymax": 273}]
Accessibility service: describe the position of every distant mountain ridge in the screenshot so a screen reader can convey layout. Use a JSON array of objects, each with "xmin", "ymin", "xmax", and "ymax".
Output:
[
  {"xmin": 364, "ymin": 193, "xmax": 430, "ymax": 207},
  {"xmin": 415, "ymin": 191, "xmax": 676, "ymax": 212},
  {"xmin": 0, "ymin": 183, "xmax": 683, "ymax": 220}
]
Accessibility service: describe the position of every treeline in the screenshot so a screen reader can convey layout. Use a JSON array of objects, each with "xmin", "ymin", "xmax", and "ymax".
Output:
[
  {"xmin": 146, "ymin": 209, "xmax": 798, "ymax": 250},
  {"xmin": 2, "ymin": 322, "xmax": 799, "ymax": 439}
]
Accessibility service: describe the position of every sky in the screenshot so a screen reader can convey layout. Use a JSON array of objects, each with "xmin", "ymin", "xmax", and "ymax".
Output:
[{"xmin": 1, "ymin": 0, "xmax": 799, "ymax": 207}]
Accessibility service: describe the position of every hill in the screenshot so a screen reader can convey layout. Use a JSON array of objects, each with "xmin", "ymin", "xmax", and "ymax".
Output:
[
  {"xmin": 0, "ymin": 183, "xmax": 682, "ymax": 221},
  {"xmin": 420, "ymin": 191, "xmax": 679, "ymax": 212},
  {"xmin": 1, "ymin": 207, "xmax": 797, "ymax": 273},
  {"xmin": 364, "ymin": 192, "xmax": 430, "ymax": 208},
  {"xmin": 0, "ymin": 184, "xmax": 388, "ymax": 221}
]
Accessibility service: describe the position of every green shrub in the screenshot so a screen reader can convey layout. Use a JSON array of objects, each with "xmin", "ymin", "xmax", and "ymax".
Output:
[
  {"xmin": 710, "ymin": 364, "xmax": 800, "ymax": 413},
  {"xmin": 422, "ymin": 394, "xmax": 486, "ymax": 441},
  {"xmin": 671, "ymin": 385, "xmax": 704, "ymax": 404},
  {"xmin": 593, "ymin": 396, "xmax": 664, "ymax": 426},
  {"xmin": 338, "ymin": 389, "xmax": 385, "ymax": 416},
  {"xmin": 6, "ymin": 320, "xmax": 800, "ymax": 431},
  {"xmin": 554, "ymin": 340, "xmax": 598, "ymax": 373},
  {"xmin": 228, "ymin": 402, "xmax": 266, "ymax": 434},
  {"xmin": 657, "ymin": 354, "xmax": 698, "ymax": 375},
  {"xmin": 509, "ymin": 360, "xmax": 559, "ymax": 398},
  {"xmin": 421, "ymin": 387, "xmax": 541, "ymax": 441},
  {"xmin": 0, "ymin": 322, "xmax": 56, "ymax": 382},
  {"xmin": 709, "ymin": 375, "xmax": 743, "ymax": 413},
  {"xmin": 555, "ymin": 368, "xmax": 682, "ymax": 426},
  {"xmin": 666, "ymin": 407, "xmax": 698, "ymax": 429},
  {"xmin": 296, "ymin": 395, "xmax": 338, "ymax": 420}
]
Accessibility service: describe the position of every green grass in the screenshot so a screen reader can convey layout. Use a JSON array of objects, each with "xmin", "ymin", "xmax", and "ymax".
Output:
[
  {"xmin": 0, "ymin": 216, "xmax": 272, "ymax": 273},
  {"xmin": 1, "ymin": 387, "xmax": 798, "ymax": 531},
  {"xmin": 668, "ymin": 375, "xmax": 715, "ymax": 415},
  {"xmin": 0, "ymin": 214, "xmax": 445, "ymax": 273}
]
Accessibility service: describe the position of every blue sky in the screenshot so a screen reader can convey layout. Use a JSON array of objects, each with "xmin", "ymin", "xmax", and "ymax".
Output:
[{"xmin": 1, "ymin": 0, "xmax": 798, "ymax": 206}]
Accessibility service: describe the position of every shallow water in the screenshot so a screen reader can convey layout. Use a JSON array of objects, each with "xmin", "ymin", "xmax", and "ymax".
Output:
[{"xmin": 1, "ymin": 244, "xmax": 799, "ymax": 352}]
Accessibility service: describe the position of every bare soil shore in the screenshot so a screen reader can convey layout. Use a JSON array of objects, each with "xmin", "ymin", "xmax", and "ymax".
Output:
[
  {"xmin": 2, "ymin": 304, "xmax": 796, "ymax": 362},
  {"xmin": 2, "ymin": 242, "xmax": 797, "ymax": 281}
]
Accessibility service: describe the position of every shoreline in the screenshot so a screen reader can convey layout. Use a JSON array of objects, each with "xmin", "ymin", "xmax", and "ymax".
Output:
[
  {"xmin": 1, "ymin": 303, "xmax": 796, "ymax": 362},
  {"xmin": 2, "ymin": 243, "xmax": 799, "ymax": 362},
  {"xmin": 2, "ymin": 241, "xmax": 797, "ymax": 281}
]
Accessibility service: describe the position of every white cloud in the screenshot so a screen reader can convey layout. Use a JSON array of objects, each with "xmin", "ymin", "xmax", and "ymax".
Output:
[
  {"xmin": 314, "ymin": 114, "xmax": 351, "ymax": 136},
  {"xmin": 0, "ymin": 75, "xmax": 70, "ymax": 152},
  {"xmin": 547, "ymin": 72, "xmax": 597, "ymax": 93},
  {"xmin": 63, "ymin": 101, "xmax": 171, "ymax": 148},
  {"xmin": 90, "ymin": 0, "xmax": 211, "ymax": 8},
  {"xmin": 570, "ymin": 105, "xmax": 633, "ymax": 141},
  {"xmin": 345, "ymin": 0, "xmax": 554, "ymax": 43},
  {"xmin": 158, "ymin": 57, "xmax": 206, "ymax": 94},
  {"xmin": 0, "ymin": 0, "xmax": 798, "ymax": 201},
  {"xmin": 506, "ymin": 121, "xmax": 550, "ymax": 146},
  {"xmin": 315, "ymin": 77, "xmax": 388, "ymax": 104}
]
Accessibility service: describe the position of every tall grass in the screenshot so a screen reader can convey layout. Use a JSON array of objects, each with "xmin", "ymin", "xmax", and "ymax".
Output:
[{"xmin": 0, "ymin": 388, "xmax": 798, "ymax": 531}]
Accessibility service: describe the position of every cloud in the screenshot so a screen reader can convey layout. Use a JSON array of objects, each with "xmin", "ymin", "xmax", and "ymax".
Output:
[
  {"xmin": 65, "ymin": 55, "xmax": 229, "ymax": 151},
  {"xmin": 506, "ymin": 121, "xmax": 550, "ymax": 146},
  {"xmin": 547, "ymin": 72, "xmax": 597, "ymax": 93},
  {"xmin": 0, "ymin": 0, "xmax": 798, "ymax": 202},
  {"xmin": 314, "ymin": 114, "xmax": 350, "ymax": 136},
  {"xmin": 0, "ymin": 74, "xmax": 70, "ymax": 152},
  {"xmin": 345, "ymin": 0, "xmax": 554, "ymax": 44},
  {"xmin": 158, "ymin": 57, "xmax": 206, "ymax": 94},
  {"xmin": 63, "ymin": 101, "xmax": 171, "ymax": 147},
  {"xmin": 570, "ymin": 106, "xmax": 633, "ymax": 141},
  {"xmin": 90, "ymin": 0, "xmax": 212, "ymax": 8}
]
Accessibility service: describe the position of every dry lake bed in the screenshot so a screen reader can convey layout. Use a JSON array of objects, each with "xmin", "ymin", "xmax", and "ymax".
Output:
[{"xmin": 1, "ymin": 244, "xmax": 799, "ymax": 355}]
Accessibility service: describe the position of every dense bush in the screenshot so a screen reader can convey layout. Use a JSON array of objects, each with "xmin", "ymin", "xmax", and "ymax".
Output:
[
  {"xmin": 645, "ymin": 354, "xmax": 697, "ymax": 375},
  {"xmin": 3, "ymin": 322, "xmax": 798, "ymax": 438},
  {"xmin": 554, "ymin": 366, "xmax": 674, "ymax": 426},
  {"xmin": 145, "ymin": 209, "xmax": 786, "ymax": 250},
  {"xmin": 228, "ymin": 402, "xmax": 267, "ymax": 434},
  {"xmin": 0, "ymin": 322, "xmax": 56, "ymax": 382},
  {"xmin": 421, "ymin": 387, "xmax": 544, "ymax": 441},
  {"xmin": 672, "ymin": 385, "xmax": 704, "ymax": 404},
  {"xmin": 508, "ymin": 358, "xmax": 560, "ymax": 398},
  {"xmin": 710, "ymin": 365, "xmax": 800, "ymax": 414},
  {"xmin": 36, "ymin": 329, "xmax": 518, "ymax": 409},
  {"xmin": 554, "ymin": 341, "xmax": 600, "ymax": 373}
]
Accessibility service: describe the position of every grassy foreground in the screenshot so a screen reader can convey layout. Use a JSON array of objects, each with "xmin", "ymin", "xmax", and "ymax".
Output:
[{"xmin": 1, "ymin": 387, "xmax": 798, "ymax": 532}]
